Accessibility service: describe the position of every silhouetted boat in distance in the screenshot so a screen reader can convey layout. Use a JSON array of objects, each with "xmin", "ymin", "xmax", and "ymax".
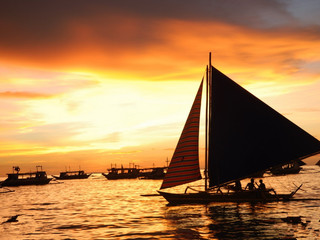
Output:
[
  {"xmin": 1, "ymin": 166, "xmax": 52, "ymax": 187},
  {"xmin": 269, "ymin": 160, "xmax": 304, "ymax": 175},
  {"xmin": 102, "ymin": 164, "xmax": 140, "ymax": 180},
  {"xmin": 102, "ymin": 164, "xmax": 168, "ymax": 180},
  {"xmin": 53, "ymin": 170, "xmax": 91, "ymax": 180},
  {"xmin": 139, "ymin": 167, "xmax": 167, "ymax": 179},
  {"xmin": 158, "ymin": 53, "xmax": 320, "ymax": 204}
]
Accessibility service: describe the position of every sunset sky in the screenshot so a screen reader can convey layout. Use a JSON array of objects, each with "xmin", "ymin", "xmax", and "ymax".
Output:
[{"xmin": 1, "ymin": 0, "xmax": 320, "ymax": 175}]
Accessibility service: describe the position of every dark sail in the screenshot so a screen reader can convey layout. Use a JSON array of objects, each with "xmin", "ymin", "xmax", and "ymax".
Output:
[
  {"xmin": 160, "ymin": 80, "xmax": 203, "ymax": 189},
  {"xmin": 208, "ymin": 66, "xmax": 320, "ymax": 187}
]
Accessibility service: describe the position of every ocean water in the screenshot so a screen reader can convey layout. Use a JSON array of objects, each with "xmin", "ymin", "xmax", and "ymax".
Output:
[{"xmin": 1, "ymin": 166, "xmax": 320, "ymax": 239}]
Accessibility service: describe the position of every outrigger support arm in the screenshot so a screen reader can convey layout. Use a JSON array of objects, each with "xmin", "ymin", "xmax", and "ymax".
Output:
[
  {"xmin": 184, "ymin": 186, "xmax": 202, "ymax": 193},
  {"xmin": 290, "ymin": 184, "xmax": 303, "ymax": 197}
]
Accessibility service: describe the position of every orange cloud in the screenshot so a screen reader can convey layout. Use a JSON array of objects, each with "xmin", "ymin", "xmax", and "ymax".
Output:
[
  {"xmin": 0, "ymin": 1, "xmax": 319, "ymax": 85},
  {"xmin": 2, "ymin": 18, "xmax": 320, "ymax": 87},
  {"xmin": 0, "ymin": 91, "xmax": 53, "ymax": 99}
]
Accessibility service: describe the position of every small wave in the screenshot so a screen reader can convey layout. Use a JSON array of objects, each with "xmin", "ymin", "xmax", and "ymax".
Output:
[
  {"xmin": 31, "ymin": 202, "xmax": 56, "ymax": 206},
  {"xmin": 115, "ymin": 230, "xmax": 174, "ymax": 239},
  {"xmin": 55, "ymin": 223, "xmax": 123, "ymax": 230}
]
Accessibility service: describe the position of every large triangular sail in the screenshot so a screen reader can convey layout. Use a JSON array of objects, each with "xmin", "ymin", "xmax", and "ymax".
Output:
[
  {"xmin": 208, "ymin": 66, "xmax": 320, "ymax": 187},
  {"xmin": 160, "ymin": 80, "xmax": 203, "ymax": 189}
]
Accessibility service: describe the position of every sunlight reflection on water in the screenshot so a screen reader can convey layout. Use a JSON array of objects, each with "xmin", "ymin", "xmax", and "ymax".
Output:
[{"xmin": 1, "ymin": 166, "xmax": 320, "ymax": 239}]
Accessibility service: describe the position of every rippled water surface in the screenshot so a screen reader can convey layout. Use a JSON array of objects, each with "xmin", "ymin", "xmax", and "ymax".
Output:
[{"xmin": 1, "ymin": 166, "xmax": 320, "ymax": 239}]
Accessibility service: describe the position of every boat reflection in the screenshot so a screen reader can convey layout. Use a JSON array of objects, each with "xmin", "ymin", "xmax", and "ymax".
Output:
[
  {"xmin": 206, "ymin": 203, "xmax": 287, "ymax": 239},
  {"xmin": 164, "ymin": 202, "xmax": 311, "ymax": 239}
]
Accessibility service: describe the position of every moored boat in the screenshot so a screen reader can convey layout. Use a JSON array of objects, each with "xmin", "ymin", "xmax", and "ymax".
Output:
[
  {"xmin": 139, "ymin": 167, "xmax": 167, "ymax": 179},
  {"xmin": 269, "ymin": 161, "xmax": 303, "ymax": 175},
  {"xmin": 102, "ymin": 165, "xmax": 140, "ymax": 180},
  {"xmin": 158, "ymin": 53, "xmax": 320, "ymax": 204},
  {"xmin": 1, "ymin": 166, "xmax": 52, "ymax": 187},
  {"xmin": 53, "ymin": 170, "xmax": 91, "ymax": 180}
]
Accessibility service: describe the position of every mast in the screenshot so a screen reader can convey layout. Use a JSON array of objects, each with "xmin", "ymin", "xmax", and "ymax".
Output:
[
  {"xmin": 205, "ymin": 52, "xmax": 212, "ymax": 191},
  {"xmin": 205, "ymin": 65, "xmax": 208, "ymax": 191}
]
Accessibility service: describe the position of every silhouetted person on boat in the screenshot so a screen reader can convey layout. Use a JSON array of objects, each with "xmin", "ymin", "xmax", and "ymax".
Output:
[
  {"xmin": 245, "ymin": 178, "xmax": 256, "ymax": 191},
  {"xmin": 234, "ymin": 180, "xmax": 242, "ymax": 192},
  {"xmin": 258, "ymin": 179, "xmax": 266, "ymax": 191}
]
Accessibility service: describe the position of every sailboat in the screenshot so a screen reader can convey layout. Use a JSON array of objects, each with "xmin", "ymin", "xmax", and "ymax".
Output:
[{"xmin": 158, "ymin": 53, "xmax": 320, "ymax": 204}]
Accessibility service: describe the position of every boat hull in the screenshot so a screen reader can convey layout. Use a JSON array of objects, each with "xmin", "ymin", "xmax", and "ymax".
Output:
[
  {"xmin": 158, "ymin": 190, "xmax": 293, "ymax": 204},
  {"xmin": 270, "ymin": 167, "xmax": 302, "ymax": 175},
  {"xmin": 102, "ymin": 172, "xmax": 139, "ymax": 180},
  {"xmin": 1, "ymin": 178, "xmax": 52, "ymax": 187},
  {"xmin": 139, "ymin": 175, "xmax": 164, "ymax": 180},
  {"xmin": 53, "ymin": 174, "xmax": 91, "ymax": 180}
]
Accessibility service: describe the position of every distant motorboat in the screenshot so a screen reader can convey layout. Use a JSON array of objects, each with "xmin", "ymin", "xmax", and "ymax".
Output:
[
  {"xmin": 269, "ymin": 161, "xmax": 303, "ymax": 176},
  {"xmin": 53, "ymin": 170, "xmax": 91, "ymax": 180},
  {"xmin": 1, "ymin": 166, "xmax": 52, "ymax": 187},
  {"xmin": 102, "ymin": 165, "xmax": 140, "ymax": 180},
  {"xmin": 139, "ymin": 167, "xmax": 167, "ymax": 179}
]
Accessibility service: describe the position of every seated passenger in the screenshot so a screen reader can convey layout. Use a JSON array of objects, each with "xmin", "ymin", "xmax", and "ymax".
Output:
[
  {"xmin": 245, "ymin": 178, "xmax": 255, "ymax": 191},
  {"xmin": 258, "ymin": 179, "xmax": 266, "ymax": 191},
  {"xmin": 234, "ymin": 180, "xmax": 242, "ymax": 192}
]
